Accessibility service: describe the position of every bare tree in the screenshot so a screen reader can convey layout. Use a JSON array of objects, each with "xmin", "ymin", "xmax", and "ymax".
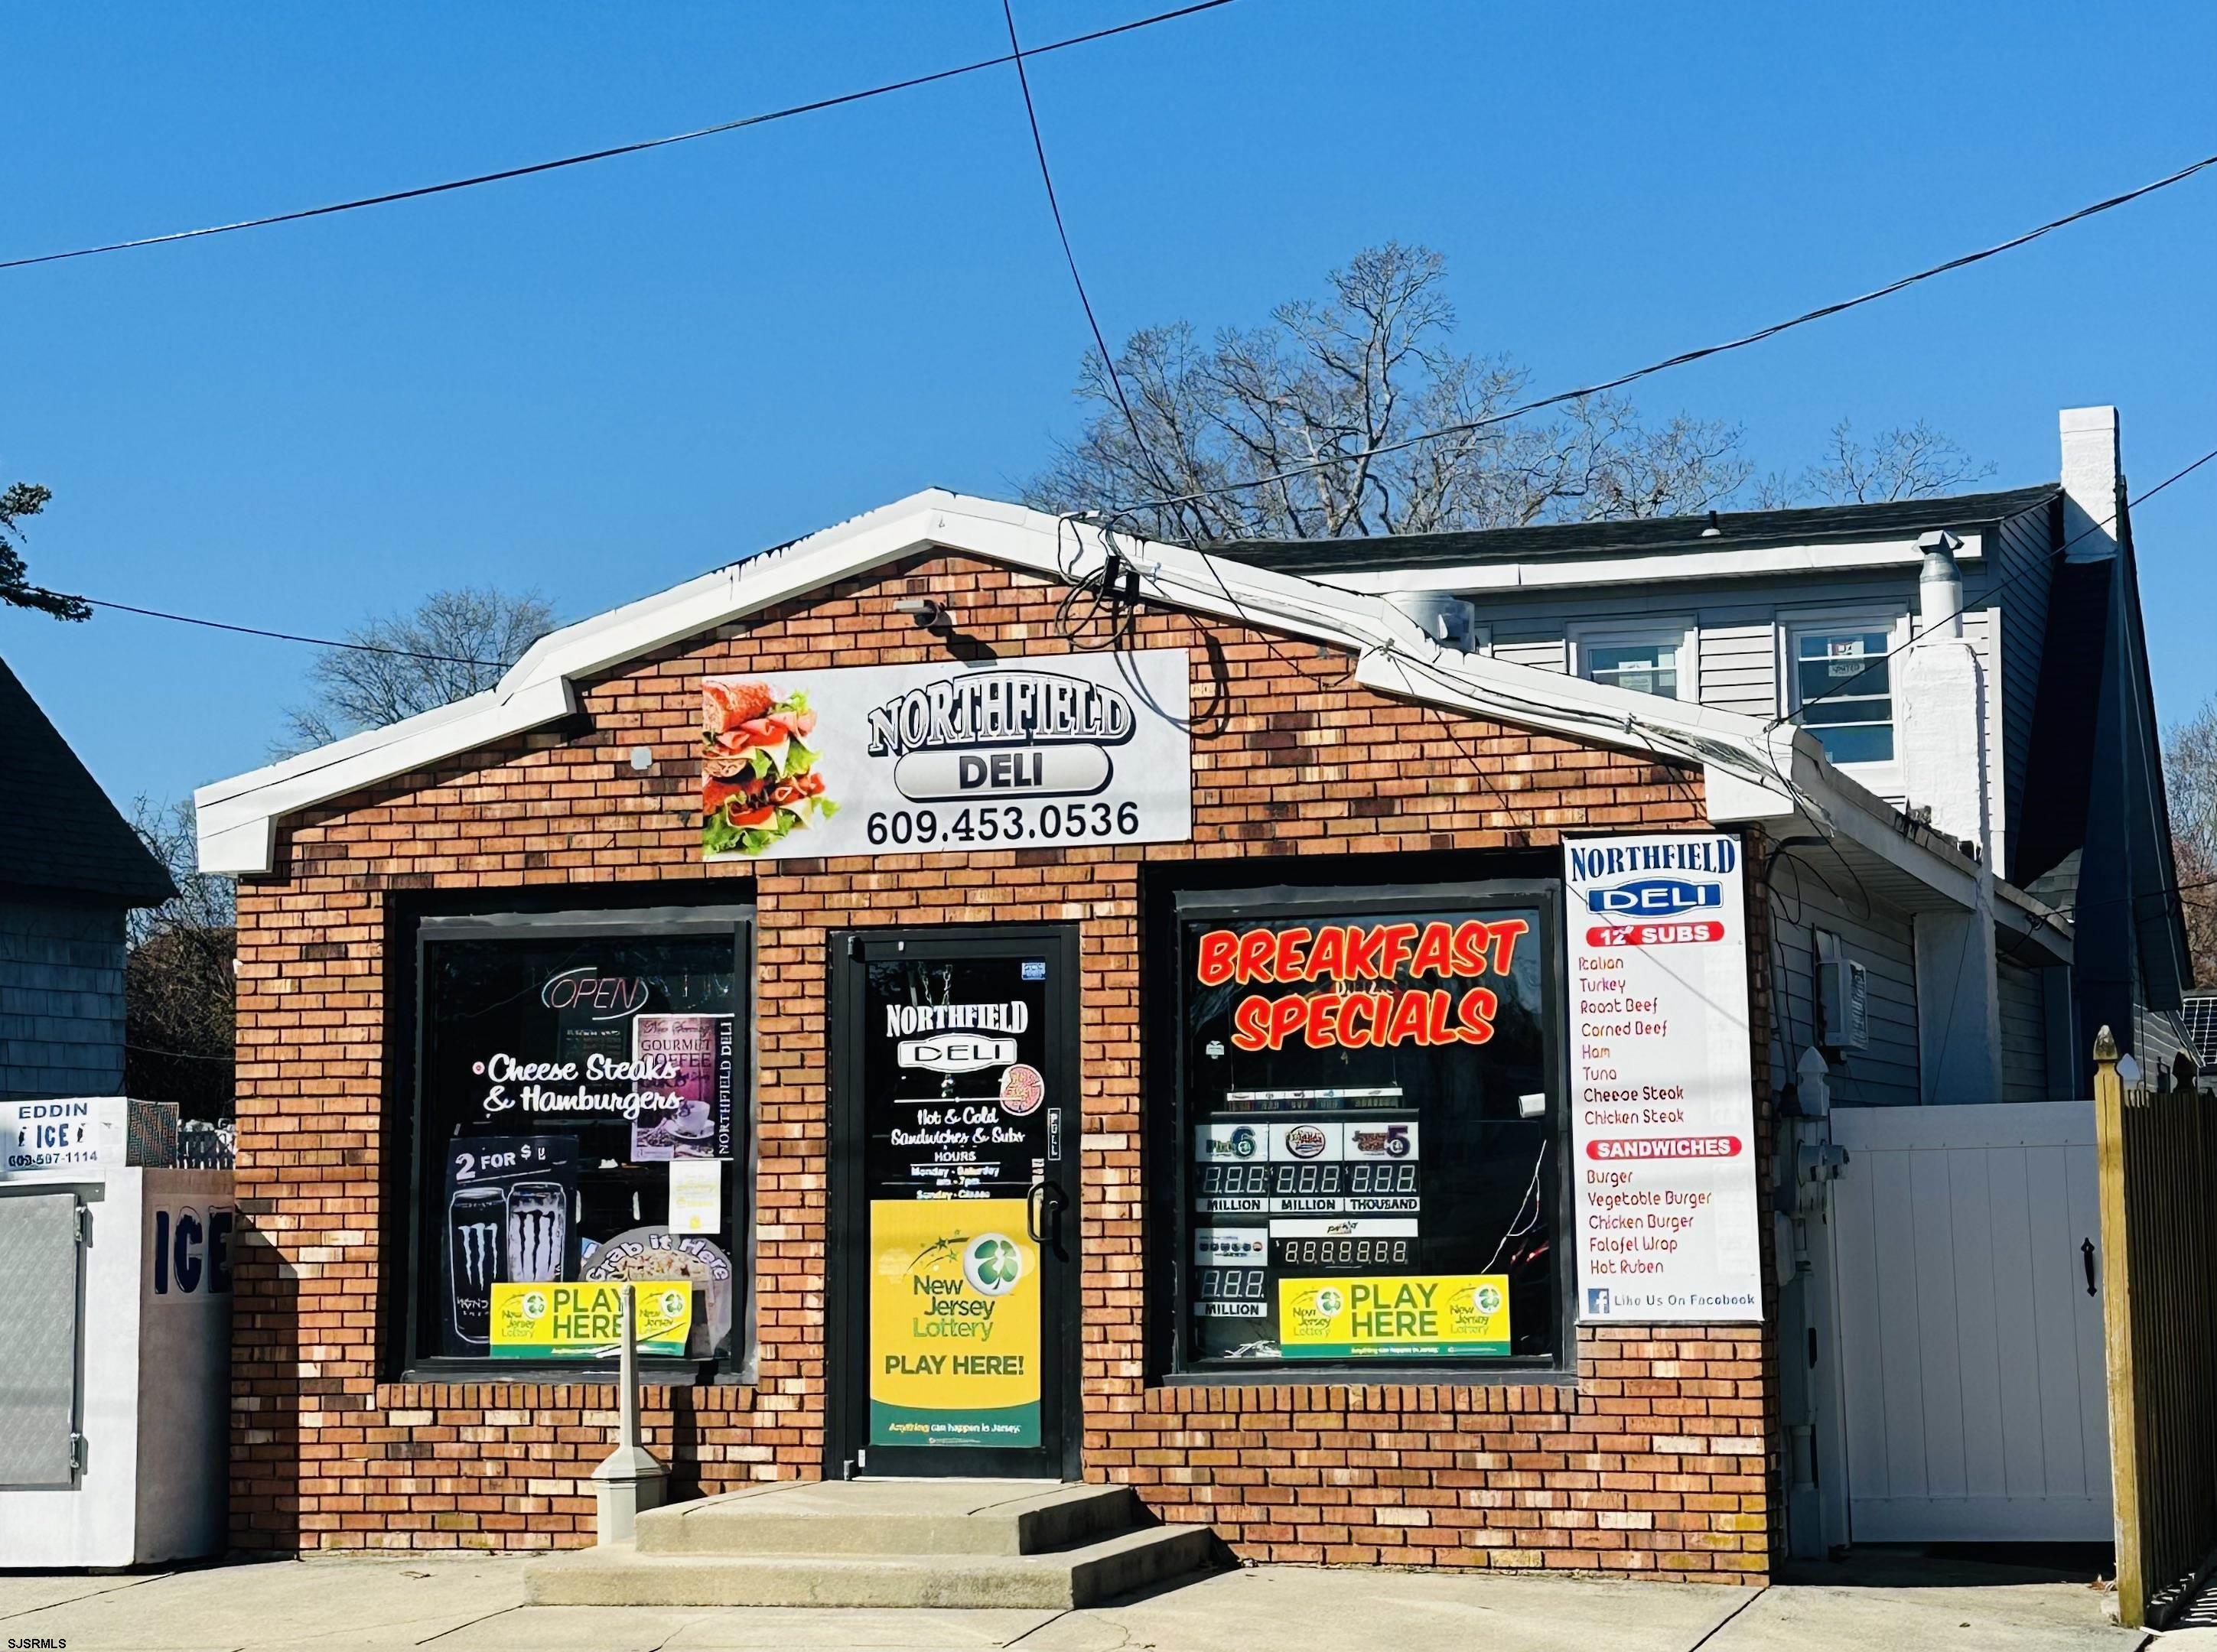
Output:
[
  {"xmin": 125, "ymin": 797, "xmax": 237, "ymax": 1120},
  {"xmin": 1024, "ymin": 242, "xmax": 1749, "ymax": 542},
  {"xmin": 1, "ymin": 481, "xmax": 91, "ymax": 620},
  {"xmin": 1756, "ymin": 419, "xmax": 1997, "ymax": 507},
  {"xmin": 2166, "ymin": 700, "xmax": 2217, "ymax": 990},
  {"xmin": 281, "ymin": 585, "xmax": 555, "ymax": 753}
]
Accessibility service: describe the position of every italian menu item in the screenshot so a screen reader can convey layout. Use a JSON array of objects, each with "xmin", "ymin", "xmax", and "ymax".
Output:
[{"xmin": 702, "ymin": 678, "xmax": 835, "ymax": 857}]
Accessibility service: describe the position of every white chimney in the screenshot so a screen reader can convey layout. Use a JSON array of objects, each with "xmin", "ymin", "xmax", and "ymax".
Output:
[
  {"xmin": 1899, "ymin": 526, "xmax": 2003, "ymax": 1102},
  {"xmin": 1900, "ymin": 532, "xmax": 1984, "ymax": 852},
  {"xmin": 2059, "ymin": 405, "xmax": 2121, "ymax": 562},
  {"xmin": 1916, "ymin": 528, "xmax": 1965, "ymax": 639}
]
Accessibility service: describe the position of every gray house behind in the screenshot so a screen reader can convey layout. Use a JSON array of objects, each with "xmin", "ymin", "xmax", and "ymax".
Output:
[
  {"xmin": 1222, "ymin": 405, "xmax": 2189, "ymax": 1104},
  {"xmin": 0, "ymin": 655, "xmax": 175, "ymax": 1099}
]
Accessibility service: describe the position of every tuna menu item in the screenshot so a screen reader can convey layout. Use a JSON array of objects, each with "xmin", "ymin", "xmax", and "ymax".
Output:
[{"xmin": 702, "ymin": 678, "xmax": 837, "ymax": 857}]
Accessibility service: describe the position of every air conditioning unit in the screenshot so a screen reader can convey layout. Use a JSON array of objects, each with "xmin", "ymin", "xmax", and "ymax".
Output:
[{"xmin": 1818, "ymin": 957, "xmax": 1869, "ymax": 1053}]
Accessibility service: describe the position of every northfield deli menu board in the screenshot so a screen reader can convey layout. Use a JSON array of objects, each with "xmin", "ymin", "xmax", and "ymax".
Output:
[{"xmin": 1180, "ymin": 899, "xmax": 1556, "ymax": 1368}]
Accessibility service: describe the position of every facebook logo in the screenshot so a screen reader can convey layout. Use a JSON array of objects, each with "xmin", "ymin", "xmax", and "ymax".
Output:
[{"xmin": 1586, "ymin": 1287, "xmax": 1612, "ymax": 1316}]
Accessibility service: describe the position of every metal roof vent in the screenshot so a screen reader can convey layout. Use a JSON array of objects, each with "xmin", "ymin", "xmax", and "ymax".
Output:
[{"xmin": 1385, "ymin": 591, "xmax": 1480, "ymax": 654}]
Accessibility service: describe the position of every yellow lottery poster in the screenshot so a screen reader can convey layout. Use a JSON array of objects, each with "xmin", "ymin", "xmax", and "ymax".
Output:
[
  {"xmin": 1278, "ymin": 1274, "xmax": 1510, "ymax": 1359},
  {"xmin": 490, "ymin": 1281, "xmax": 691, "ymax": 1358},
  {"xmin": 869, "ymin": 1198, "xmax": 1040, "ymax": 1447}
]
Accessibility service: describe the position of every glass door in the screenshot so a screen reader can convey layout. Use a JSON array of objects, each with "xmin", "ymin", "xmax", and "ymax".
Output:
[{"xmin": 829, "ymin": 926, "xmax": 1079, "ymax": 1480}]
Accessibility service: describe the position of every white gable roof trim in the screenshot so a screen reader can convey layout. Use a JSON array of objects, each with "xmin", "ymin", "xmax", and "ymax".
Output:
[{"xmin": 193, "ymin": 490, "xmax": 1972, "ymax": 919}]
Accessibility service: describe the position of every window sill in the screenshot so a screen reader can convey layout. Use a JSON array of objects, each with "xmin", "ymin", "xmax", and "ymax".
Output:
[
  {"xmin": 392, "ymin": 1358, "xmax": 746, "ymax": 1387},
  {"xmin": 1156, "ymin": 1364, "xmax": 1577, "ymax": 1390}
]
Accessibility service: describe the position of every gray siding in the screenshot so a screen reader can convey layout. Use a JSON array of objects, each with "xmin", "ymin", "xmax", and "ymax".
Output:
[
  {"xmin": 2137, "ymin": 1006, "xmax": 2195, "ymax": 1086},
  {"xmin": 1998, "ymin": 958, "xmax": 2049, "ymax": 1103},
  {"xmin": 1766, "ymin": 858, "xmax": 1922, "ymax": 1107},
  {"xmin": 1454, "ymin": 541, "xmax": 2042, "ymax": 870},
  {"xmin": 0, "ymin": 896, "xmax": 127, "ymax": 1100},
  {"xmin": 1698, "ymin": 622, "xmax": 1775, "ymax": 719}
]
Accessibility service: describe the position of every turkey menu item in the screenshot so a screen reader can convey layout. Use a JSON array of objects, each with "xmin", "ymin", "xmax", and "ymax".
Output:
[{"xmin": 702, "ymin": 678, "xmax": 837, "ymax": 857}]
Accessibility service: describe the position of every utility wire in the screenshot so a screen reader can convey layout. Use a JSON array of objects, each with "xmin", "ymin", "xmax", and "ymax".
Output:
[
  {"xmin": 49, "ymin": 592, "xmax": 509, "ymax": 666},
  {"xmin": 1773, "ymin": 440, "xmax": 2217, "ymax": 727},
  {"xmin": 1001, "ymin": 0, "xmax": 1157, "ymax": 483},
  {"xmin": 1111, "ymin": 149, "xmax": 2217, "ymax": 524},
  {"xmin": 0, "ymin": 0, "xmax": 1239, "ymax": 273}
]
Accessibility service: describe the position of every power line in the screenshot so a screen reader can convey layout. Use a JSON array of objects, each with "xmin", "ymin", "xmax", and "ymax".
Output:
[
  {"xmin": 0, "ymin": 0, "xmax": 1240, "ymax": 274},
  {"xmin": 1001, "ymin": 0, "xmax": 1163, "ymax": 488},
  {"xmin": 50, "ymin": 592, "xmax": 509, "ymax": 666},
  {"xmin": 1109, "ymin": 149, "xmax": 2217, "ymax": 525},
  {"xmin": 1774, "ymin": 440, "xmax": 2217, "ymax": 727}
]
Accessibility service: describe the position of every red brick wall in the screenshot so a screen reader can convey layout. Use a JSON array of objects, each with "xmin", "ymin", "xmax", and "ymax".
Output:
[{"xmin": 230, "ymin": 550, "xmax": 1777, "ymax": 1578}]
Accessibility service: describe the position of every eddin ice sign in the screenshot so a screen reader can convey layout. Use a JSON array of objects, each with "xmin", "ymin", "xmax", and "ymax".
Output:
[
  {"xmin": 701, "ymin": 649, "xmax": 1191, "ymax": 861},
  {"xmin": 1563, "ymin": 832, "xmax": 1761, "ymax": 1325}
]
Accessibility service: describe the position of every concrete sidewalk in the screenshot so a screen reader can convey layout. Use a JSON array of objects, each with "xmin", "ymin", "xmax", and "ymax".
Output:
[{"xmin": 0, "ymin": 1552, "xmax": 2147, "ymax": 1652}]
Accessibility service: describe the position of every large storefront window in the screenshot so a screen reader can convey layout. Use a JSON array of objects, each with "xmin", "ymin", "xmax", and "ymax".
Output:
[
  {"xmin": 1173, "ymin": 883, "xmax": 1561, "ymax": 1373},
  {"xmin": 406, "ymin": 909, "xmax": 750, "ymax": 1373}
]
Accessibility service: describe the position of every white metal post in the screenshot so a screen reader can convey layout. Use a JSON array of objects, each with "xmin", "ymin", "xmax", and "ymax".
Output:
[{"xmin": 591, "ymin": 1282, "xmax": 669, "ymax": 1543}]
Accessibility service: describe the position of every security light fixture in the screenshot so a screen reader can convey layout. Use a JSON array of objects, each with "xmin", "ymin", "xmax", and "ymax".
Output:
[{"xmin": 894, "ymin": 597, "xmax": 957, "ymax": 633}]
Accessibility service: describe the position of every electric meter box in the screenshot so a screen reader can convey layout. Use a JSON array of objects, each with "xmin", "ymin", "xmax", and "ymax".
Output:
[
  {"xmin": 1818, "ymin": 957, "xmax": 1870, "ymax": 1053},
  {"xmin": 0, "ymin": 1098, "xmax": 233, "ymax": 1567}
]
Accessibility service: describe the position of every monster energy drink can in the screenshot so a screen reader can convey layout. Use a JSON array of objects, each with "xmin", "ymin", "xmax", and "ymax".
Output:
[{"xmin": 448, "ymin": 1184, "xmax": 508, "ymax": 1345}]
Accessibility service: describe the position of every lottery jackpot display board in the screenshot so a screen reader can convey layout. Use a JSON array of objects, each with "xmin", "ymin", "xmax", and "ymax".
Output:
[{"xmin": 1176, "ymin": 889, "xmax": 1560, "ymax": 1370}]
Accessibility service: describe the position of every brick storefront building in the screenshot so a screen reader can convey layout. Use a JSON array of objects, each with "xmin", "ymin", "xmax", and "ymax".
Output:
[{"xmin": 201, "ymin": 493, "xmax": 1790, "ymax": 1581}]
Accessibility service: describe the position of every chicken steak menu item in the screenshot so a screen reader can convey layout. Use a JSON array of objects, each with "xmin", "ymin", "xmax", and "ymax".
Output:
[{"xmin": 702, "ymin": 678, "xmax": 836, "ymax": 857}]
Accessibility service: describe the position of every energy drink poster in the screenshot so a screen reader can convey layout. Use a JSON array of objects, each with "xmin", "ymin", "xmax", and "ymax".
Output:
[
  {"xmin": 441, "ymin": 1136, "xmax": 578, "ymax": 1355},
  {"xmin": 868, "ymin": 1196, "xmax": 1040, "ymax": 1448}
]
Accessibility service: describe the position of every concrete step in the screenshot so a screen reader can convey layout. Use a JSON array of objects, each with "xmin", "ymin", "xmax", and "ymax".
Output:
[
  {"xmin": 635, "ymin": 1479, "xmax": 1144, "ymax": 1557},
  {"xmin": 523, "ymin": 1522, "xmax": 1222, "ymax": 1610}
]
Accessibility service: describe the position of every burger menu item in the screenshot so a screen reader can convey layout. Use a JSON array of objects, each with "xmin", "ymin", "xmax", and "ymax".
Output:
[{"xmin": 702, "ymin": 678, "xmax": 837, "ymax": 857}]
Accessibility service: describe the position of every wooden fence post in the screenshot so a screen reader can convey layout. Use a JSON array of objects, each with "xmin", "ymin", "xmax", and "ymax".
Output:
[{"xmin": 2093, "ymin": 1025, "xmax": 2144, "ymax": 1628}]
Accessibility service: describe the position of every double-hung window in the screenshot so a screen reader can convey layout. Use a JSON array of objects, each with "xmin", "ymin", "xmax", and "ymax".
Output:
[
  {"xmin": 1786, "ymin": 620, "xmax": 1902, "ymax": 768},
  {"xmin": 1571, "ymin": 623, "xmax": 1695, "ymax": 701}
]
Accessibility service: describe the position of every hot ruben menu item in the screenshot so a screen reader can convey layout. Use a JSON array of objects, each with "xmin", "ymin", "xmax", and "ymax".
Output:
[
  {"xmin": 1562, "ymin": 834, "xmax": 1761, "ymax": 1324},
  {"xmin": 1180, "ymin": 900, "xmax": 1555, "ymax": 1367}
]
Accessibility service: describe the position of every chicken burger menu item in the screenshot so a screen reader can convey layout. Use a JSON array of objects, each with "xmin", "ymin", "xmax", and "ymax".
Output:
[{"xmin": 701, "ymin": 677, "xmax": 838, "ymax": 857}]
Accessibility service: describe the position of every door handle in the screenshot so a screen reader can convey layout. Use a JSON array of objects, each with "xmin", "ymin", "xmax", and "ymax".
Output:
[
  {"xmin": 2082, "ymin": 1237, "xmax": 2097, "ymax": 1297},
  {"xmin": 1027, "ymin": 1182, "xmax": 1067, "ymax": 1247}
]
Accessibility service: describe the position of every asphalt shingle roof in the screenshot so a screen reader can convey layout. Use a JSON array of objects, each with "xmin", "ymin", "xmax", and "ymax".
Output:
[
  {"xmin": 0, "ymin": 654, "xmax": 176, "ymax": 906},
  {"xmin": 1208, "ymin": 484, "xmax": 2062, "ymax": 579}
]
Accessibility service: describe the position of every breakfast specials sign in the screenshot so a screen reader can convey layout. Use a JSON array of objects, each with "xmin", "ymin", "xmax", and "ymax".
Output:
[
  {"xmin": 699, "ymin": 649, "xmax": 1191, "ymax": 861},
  {"xmin": 1564, "ymin": 833, "xmax": 1761, "ymax": 1324}
]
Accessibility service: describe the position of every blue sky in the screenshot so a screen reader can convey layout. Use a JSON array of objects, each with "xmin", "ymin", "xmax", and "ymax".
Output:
[{"xmin": 5, "ymin": 1, "xmax": 2213, "ymax": 811}]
